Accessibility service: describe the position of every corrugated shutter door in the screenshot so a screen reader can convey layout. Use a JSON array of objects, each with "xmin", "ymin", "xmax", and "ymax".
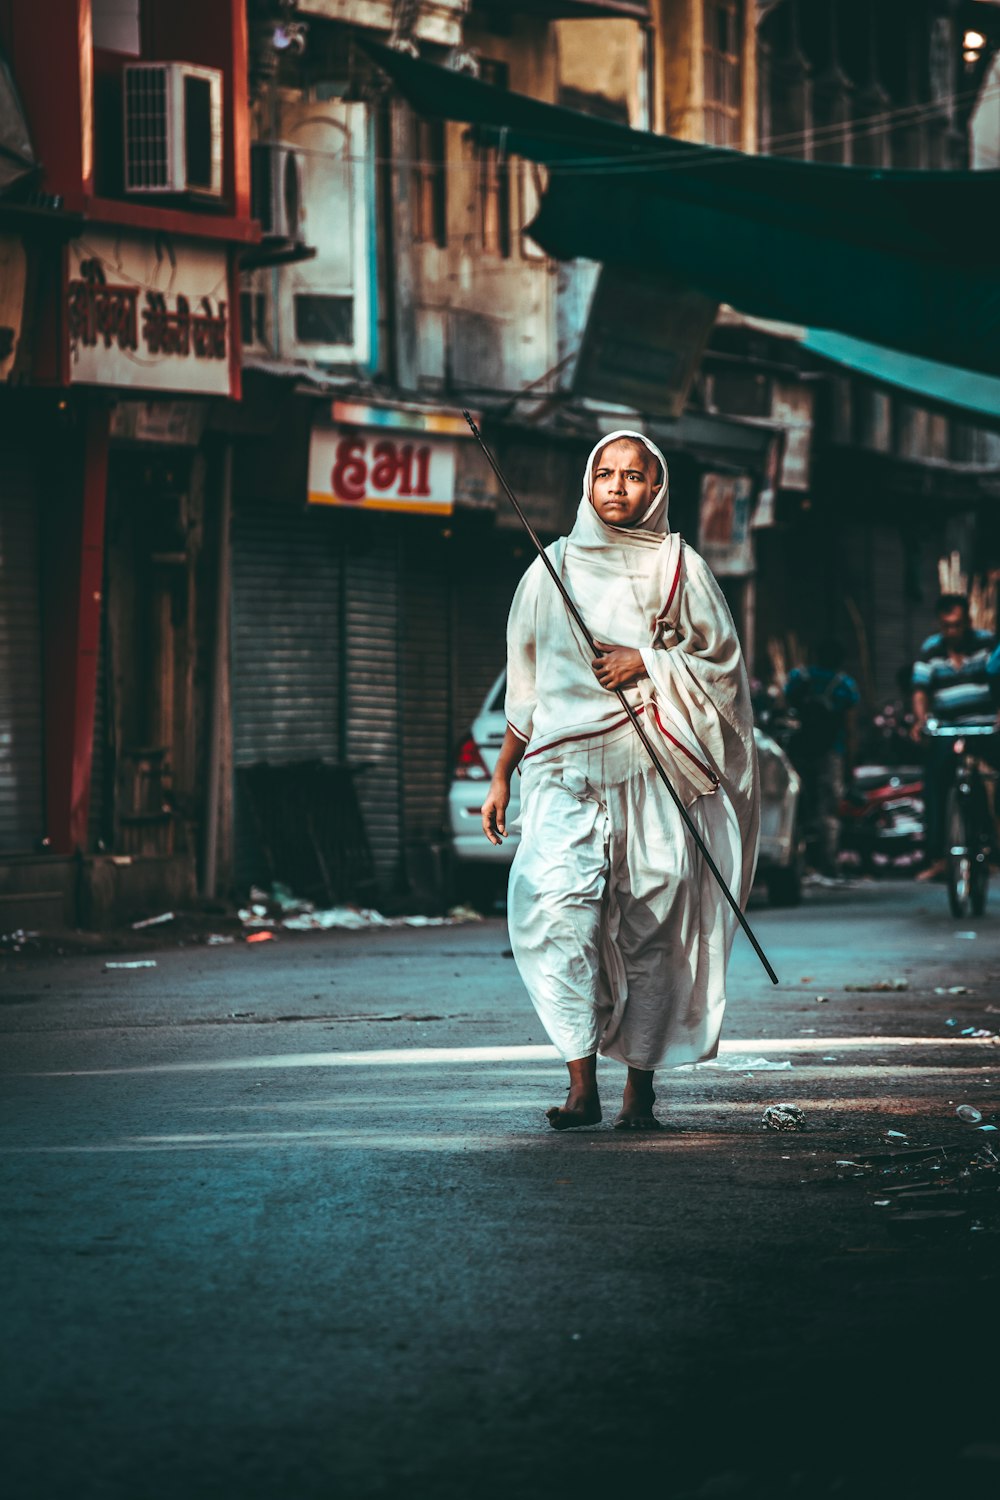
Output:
[
  {"xmin": 345, "ymin": 523, "xmax": 401, "ymax": 885},
  {"xmin": 401, "ymin": 531, "xmax": 450, "ymax": 870},
  {"xmin": 453, "ymin": 545, "xmax": 528, "ymax": 734},
  {"xmin": 87, "ymin": 597, "xmax": 109, "ymax": 852},
  {"xmin": 231, "ymin": 499, "xmax": 342, "ymax": 888},
  {"xmin": 231, "ymin": 499, "xmax": 341, "ymax": 766},
  {"xmin": 0, "ymin": 451, "xmax": 44, "ymax": 852}
]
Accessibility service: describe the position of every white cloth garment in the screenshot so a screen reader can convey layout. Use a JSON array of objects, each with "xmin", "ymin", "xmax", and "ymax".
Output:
[{"xmin": 505, "ymin": 430, "xmax": 760, "ymax": 1069}]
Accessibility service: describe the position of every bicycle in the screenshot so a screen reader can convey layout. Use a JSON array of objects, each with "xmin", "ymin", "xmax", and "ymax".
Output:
[{"xmin": 923, "ymin": 720, "xmax": 997, "ymax": 919}]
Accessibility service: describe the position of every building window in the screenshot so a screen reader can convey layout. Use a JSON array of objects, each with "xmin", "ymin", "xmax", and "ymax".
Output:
[
  {"xmin": 240, "ymin": 290, "xmax": 267, "ymax": 350},
  {"xmin": 703, "ymin": 0, "xmax": 743, "ymax": 147},
  {"xmin": 412, "ymin": 116, "xmax": 447, "ymax": 248},
  {"xmin": 478, "ymin": 60, "xmax": 511, "ymax": 258},
  {"xmin": 293, "ymin": 294, "xmax": 354, "ymax": 347}
]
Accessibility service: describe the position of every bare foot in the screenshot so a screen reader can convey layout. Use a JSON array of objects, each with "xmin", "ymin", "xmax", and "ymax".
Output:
[
  {"xmin": 546, "ymin": 1055, "xmax": 601, "ymax": 1130},
  {"xmin": 916, "ymin": 859, "xmax": 947, "ymax": 883},
  {"xmin": 546, "ymin": 1090, "xmax": 602, "ymax": 1130},
  {"xmin": 614, "ymin": 1070, "xmax": 663, "ymax": 1131}
]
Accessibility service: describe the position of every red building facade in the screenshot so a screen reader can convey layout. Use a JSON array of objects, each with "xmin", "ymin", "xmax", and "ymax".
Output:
[{"xmin": 0, "ymin": 0, "xmax": 256, "ymax": 927}]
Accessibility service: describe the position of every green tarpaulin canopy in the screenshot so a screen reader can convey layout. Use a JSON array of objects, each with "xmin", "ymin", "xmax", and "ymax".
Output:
[{"xmin": 367, "ymin": 42, "xmax": 1000, "ymax": 382}]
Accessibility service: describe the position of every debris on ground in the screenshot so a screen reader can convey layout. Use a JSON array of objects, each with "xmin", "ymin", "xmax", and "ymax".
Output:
[
  {"xmin": 103, "ymin": 959, "xmax": 158, "ymax": 970},
  {"xmin": 130, "ymin": 911, "xmax": 175, "ymax": 930},
  {"xmin": 828, "ymin": 1131, "xmax": 1000, "ymax": 1239},
  {"xmin": 957, "ymin": 1105, "xmax": 983, "ymax": 1123},
  {"xmin": 762, "ymin": 1104, "xmax": 805, "ymax": 1131},
  {"xmin": 677, "ymin": 1056, "xmax": 792, "ymax": 1074},
  {"xmin": 234, "ymin": 883, "xmax": 485, "ymax": 935},
  {"xmin": 206, "ymin": 934, "xmax": 235, "ymax": 945},
  {"xmin": 1, "ymin": 928, "xmax": 40, "ymax": 953},
  {"xmin": 245, "ymin": 931, "xmax": 276, "ymax": 944},
  {"xmin": 844, "ymin": 978, "xmax": 908, "ymax": 992},
  {"xmin": 935, "ymin": 984, "xmax": 972, "ymax": 994},
  {"xmin": 816, "ymin": 995, "xmax": 830, "ymax": 1003}
]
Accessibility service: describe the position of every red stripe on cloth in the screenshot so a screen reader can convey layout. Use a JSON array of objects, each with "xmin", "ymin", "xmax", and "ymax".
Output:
[
  {"xmin": 523, "ymin": 707, "xmax": 645, "ymax": 761},
  {"xmin": 656, "ymin": 552, "xmax": 683, "ymax": 624},
  {"xmin": 649, "ymin": 702, "xmax": 719, "ymax": 786}
]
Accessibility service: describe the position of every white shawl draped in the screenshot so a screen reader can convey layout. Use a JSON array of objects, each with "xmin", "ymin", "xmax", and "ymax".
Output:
[{"xmin": 505, "ymin": 429, "xmax": 760, "ymax": 906}]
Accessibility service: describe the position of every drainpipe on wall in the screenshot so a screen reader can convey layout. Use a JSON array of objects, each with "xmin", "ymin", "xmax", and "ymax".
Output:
[{"xmin": 201, "ymin": 441, "xmax": 232, "ymax": 899}]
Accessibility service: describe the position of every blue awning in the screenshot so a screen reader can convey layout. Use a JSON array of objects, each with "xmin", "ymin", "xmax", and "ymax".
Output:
[{"xmin": 801, "ymin": 329, "xmax": 1000, "ymax": 421}]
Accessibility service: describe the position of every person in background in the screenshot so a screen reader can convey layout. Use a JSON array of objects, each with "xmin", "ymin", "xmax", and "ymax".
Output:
[
  {"xmin": 911, "ymin": 593, "xmax": 998, "ymax": 881},
  {"xmin": 784, "ymin": 641, "xmax": 859, "ymax": 878}
]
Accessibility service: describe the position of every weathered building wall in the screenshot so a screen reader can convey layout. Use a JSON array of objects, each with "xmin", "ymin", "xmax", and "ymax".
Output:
[{"xmin": 402, "ymin": 13, "xmax": 560, "ymax": 398}]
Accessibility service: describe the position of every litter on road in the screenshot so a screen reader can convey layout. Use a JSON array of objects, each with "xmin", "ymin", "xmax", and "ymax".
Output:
[
  {"xmin": 130, "ymin": 912, "xmax": 175, "ymax": 930},
  {"xmin": 844, "ymin": 979, "xmax": 908, "ymax": 992},
  {"xmin": 103, "ymin": 960, "xmax": 157, "ymax": 970},
  {"xmin": 677, "ymin": 1055, "xmax": 793, "ymax": 1073},
  {"xmin": 957, "ymin": 1105, "xmax": 983, "ymax": 1123},
  {"xmin": 762, "ymin": 1104, "xmax": 805, "ymax": 1131}
]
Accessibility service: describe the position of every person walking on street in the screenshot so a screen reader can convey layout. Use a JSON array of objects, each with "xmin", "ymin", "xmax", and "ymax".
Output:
[
  {"xmin": 784, "ymin": 643, "xmax": 859, "ymax": 878},
  {"xmin": 480, "ymin": 431, "xmax": 759, "ymax": 1132}
]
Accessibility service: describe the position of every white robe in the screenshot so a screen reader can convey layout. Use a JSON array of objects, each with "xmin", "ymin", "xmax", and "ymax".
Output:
[{"xmin": 505, "ymin": 430, "xmax": 760, "ymax": 1070}]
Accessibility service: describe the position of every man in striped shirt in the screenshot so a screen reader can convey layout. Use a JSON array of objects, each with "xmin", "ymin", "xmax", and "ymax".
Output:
[{"xmin": 911, "ymin": 593, "xmax": 999, "ymax": 879}]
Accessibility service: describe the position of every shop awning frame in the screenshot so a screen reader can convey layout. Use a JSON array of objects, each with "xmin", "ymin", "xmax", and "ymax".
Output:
[{"xmin": 365, "ymin": 42, "xmax": 1000, "ymax": 383}]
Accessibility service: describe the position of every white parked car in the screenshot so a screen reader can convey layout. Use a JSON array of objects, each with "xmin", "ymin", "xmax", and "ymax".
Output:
[{"xmin": 449, "ymin": 670, "xmax": 802, "ymax": 909}]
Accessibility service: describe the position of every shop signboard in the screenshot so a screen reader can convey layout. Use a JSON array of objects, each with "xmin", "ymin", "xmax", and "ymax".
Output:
[
  {"xmin": 65, "ymin": 231, "xmax": 233, "ymax": 396},
  {"xmin": 770, "ymin": 381, "xmax": 813, "ymax": 491},
  {"xmin": 699, "ymin": 471, "xmax": 755, "ymax": 577},
  {"xmin": 308, "ymin": 419, "xmax": 458, "ymax": 515}
]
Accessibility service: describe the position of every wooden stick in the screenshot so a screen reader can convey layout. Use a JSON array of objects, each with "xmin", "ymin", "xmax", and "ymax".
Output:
[{"xmin": 463, "ymin": 410, "xmax": 779, "ymax": 985}]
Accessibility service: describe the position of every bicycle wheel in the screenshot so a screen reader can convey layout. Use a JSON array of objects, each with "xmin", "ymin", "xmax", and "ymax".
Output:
[
  {"xmin": 970, "ymin": 780, "xmax": 991, "ymax": 917},
  {"xmin": 946, "ymin": 788, "xmax": 972, "ymax": 919}
]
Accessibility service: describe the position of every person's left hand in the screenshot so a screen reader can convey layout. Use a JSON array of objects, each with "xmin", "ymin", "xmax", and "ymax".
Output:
[{"xmin": 591, "ymin": 642, "xmax": 646, "ymax": 691}]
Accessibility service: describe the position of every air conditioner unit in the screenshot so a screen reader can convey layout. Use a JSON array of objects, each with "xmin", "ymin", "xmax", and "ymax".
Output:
[
  {"xmin": 123, "ymin": 62, "xmax": 223, "ymax": 198},
  {"xmin": 250, "ymin": 143, "xmax": 304, "ymax": 241}
]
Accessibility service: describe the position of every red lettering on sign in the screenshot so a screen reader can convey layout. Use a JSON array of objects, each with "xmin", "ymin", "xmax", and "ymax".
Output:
[
  {"xmin": 414, "ymin": 446, "xmax": 432, "ymax": 497},
  {"xmin": 370, "ymin": 439, "xmax": 399, "ymax": 491},
  {"xmin": 331, "ymin": 437, "xmax": 367, "ymax": 502}
]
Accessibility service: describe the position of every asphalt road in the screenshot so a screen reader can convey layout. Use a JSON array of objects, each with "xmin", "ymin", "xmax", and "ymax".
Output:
[{"xmin": 2, "ymin": 880, "xmax": 999, "ymax": 1499}]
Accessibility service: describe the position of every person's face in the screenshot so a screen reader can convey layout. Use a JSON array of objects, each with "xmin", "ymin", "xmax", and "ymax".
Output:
[
  {"xmin": 590, "ymin": 440, "xmax": 659, "ymax": 527},
  {"xmin": 939, "ymin": 605, "xmax": 969, "ymax": 646}
]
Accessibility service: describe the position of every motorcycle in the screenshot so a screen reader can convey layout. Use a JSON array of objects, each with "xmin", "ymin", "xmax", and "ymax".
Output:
[
  {"xmin": 838, "ymin": 757, "xmax": 924, "ymax": 874},
  {"xmin": 834, "ymin": 701, "xmax": 923, "ymax": 874}
]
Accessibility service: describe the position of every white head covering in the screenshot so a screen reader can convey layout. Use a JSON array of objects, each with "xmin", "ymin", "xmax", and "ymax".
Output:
[{"xmin": 582, "ymin": 428, "xmax": 670, "ymax": 538}]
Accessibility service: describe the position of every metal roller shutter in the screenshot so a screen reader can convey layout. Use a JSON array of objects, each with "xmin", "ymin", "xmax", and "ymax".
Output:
[
  {"xmin": 231, "ymin": 498, "xmax": 342, "ymax": 766},
  {"xmin": 87, "ymin": 596, "xmax": 110, "ymax": 852},
  {"xmin": 452, "ymin": 544, "xmax": 528, "ymax": 735},
  {"xmin": 400, "ymin": 530, "xmax": 451, "ymax": 880},
  {"xmin": 0, "ymin": 450, "xmax": 44, "ymax": 853},
  {"xmin": 344, "ymin": 521, "xmax": 401, "ymax": 886},
  {"xmin": 231, "ymin": 498, "xmax": 342, "ymax": 887}
]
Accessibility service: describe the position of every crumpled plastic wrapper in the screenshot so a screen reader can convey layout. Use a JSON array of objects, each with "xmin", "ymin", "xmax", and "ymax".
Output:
[{"xmin": 762, "ymin": 1104, "xmax": 806, "ymax": 1132}]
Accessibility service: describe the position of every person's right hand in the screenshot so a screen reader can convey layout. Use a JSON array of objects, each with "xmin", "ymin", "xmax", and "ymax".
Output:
[
  {"xmin": 909, "ymin": 720, "xmax": 925, "ymax": 743},
  {"xmin": 482, "ymin": 776, "xmax": 511, "ymax": 845}
]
